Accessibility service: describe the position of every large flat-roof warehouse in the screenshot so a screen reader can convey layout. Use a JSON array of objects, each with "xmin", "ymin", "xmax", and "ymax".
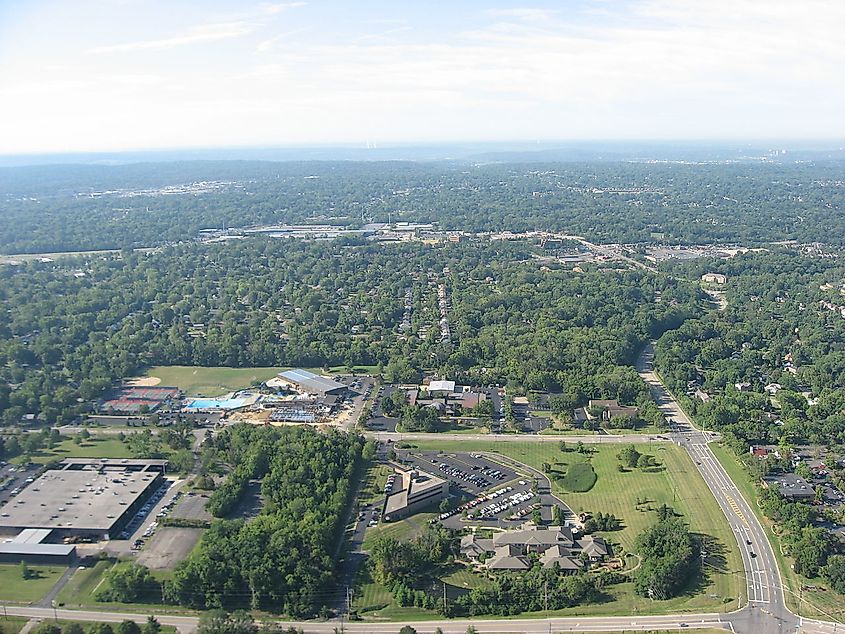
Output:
[{"xmin": 0, "ymin": 459, "xmax": 167, "ymax": 540}]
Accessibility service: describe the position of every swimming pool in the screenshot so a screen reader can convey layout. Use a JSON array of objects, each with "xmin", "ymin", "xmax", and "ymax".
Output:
[{"xmin": 185, "ymin": 397, "xmax": 248, "ymax": 410}]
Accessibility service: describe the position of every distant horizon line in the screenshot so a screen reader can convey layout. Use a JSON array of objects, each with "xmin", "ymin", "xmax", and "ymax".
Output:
[
  {"xmin": 2, "ymin": 138, "xmax": 845, "ymax": 168},
  {"xmin": 4, "ymin": 137, "xmax": 845, "ymax": 157}
]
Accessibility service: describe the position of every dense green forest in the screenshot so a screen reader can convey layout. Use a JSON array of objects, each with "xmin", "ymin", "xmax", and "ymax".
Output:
[
  {"xmin": 165, "ymin": 425, "xmax": 361, "ymax": 615},
  {"xmin": 2, "ymin": 159, "xmax": 845, "ymax": 253},
  {"xmin": 654, "ymin": 249, "xmax": 845, "ymax": 590},
  {"xmin": 655, "ymin": 249, "xmax": 845, "ymax": 446},
  {"xmin": 0, "ymin": 239, "xmax": 700, "ymax": 425}
]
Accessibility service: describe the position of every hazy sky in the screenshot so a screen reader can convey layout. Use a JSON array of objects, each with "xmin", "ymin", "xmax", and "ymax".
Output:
[{"xmin": 1, "ymin": 0, "xmax": 844, "ymax": 154}]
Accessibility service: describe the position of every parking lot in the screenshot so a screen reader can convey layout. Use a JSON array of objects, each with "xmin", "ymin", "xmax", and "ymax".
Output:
[
  {"xmin": 170, "ymin": 490, "xmax": 212, "ymax": 521},
  {"xmin": 117, "ymin": 480, "xmax": 175, "ymax": 540},
  {"xmin": 395, "ymin": 449, "xmax": 546, "ymax": 529},
  {"xmin": 104, "ymin": 479, "xmax": 187, "ymax": 558},
  {"xmin": 136, "ymin": 527, "xmax": 204, "ymax": 569},
  {"xmin": 366, "ymin": 385, "xmax": 400, "ymax": 432},
  {"xmin": 0, "ymin": 462, "xmax": 41, "ymax": 507}
]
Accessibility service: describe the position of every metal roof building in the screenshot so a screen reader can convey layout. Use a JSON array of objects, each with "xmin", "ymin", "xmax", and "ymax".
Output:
[
  {"xmin": 277, "ymin": 369, "xmax": 347, "ymax": 395},
  {"xmin": 0, "ymin": 528, "xmax": 77, "ymax": 564}
]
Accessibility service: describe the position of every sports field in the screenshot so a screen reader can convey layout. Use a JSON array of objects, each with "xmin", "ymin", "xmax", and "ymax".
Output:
[{"xmin": 144, "ymin": 366, "xmax": 287, "ymax": 396}]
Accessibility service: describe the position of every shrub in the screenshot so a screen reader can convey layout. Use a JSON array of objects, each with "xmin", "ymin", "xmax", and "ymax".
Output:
[{"xmin": 561, "ymin": 462, "xmax": 597, "ymax": 492}]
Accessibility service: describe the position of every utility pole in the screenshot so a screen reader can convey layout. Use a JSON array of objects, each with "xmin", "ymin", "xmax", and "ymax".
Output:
[
  {"xmin": 346, "ymin": 585, "xmax": 352, "ymax": 618},
  {"xmin": 443, "ymin": 581, "xmax": 447, "ymax": 615}
]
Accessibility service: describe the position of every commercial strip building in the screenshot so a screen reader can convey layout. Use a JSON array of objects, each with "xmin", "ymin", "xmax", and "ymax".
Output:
[
  {"xmin": 0, "ymin": 459, "xmax": 168, "ymax": 541},
  {"xmin": 383, "ymin": 468, "xmax": 449, "ymax": 521},
  {"xmin": 762, "ymin": 473, "xmax": 816, "ymax": 502},
  {"xmin": 460, "ymin": 526, "xmax": 609, "ymax": 572}
]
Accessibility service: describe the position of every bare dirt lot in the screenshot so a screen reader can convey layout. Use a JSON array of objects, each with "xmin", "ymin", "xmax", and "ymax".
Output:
[
  {"xmin": 136, "ymin": 527, "xmax": 204, "ymax": 569},
  {"xmin": 125, "ymin": 376, "xmax": 162, "ymax": 387}
]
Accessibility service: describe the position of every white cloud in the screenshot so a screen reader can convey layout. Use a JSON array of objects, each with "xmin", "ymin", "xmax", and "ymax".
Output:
[
  {"xmin": 486, "ymin": 7, "xmax": 560, "ymax": 22},
  {"xmin": 256, "ymin": 28, "xmax": 309, "ymax": 53},
  {"xmin": 258, "ymin": 2, "xmax": 306, "ymax": 15},
  {"xmin": 87, "ymin": 21, "xmax": 254, "ymax": 54}
]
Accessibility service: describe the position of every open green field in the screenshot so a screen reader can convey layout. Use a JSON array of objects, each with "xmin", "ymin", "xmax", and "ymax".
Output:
[
  {"xmin": 363, "ymin": 512, "xmax": 438, "ymax": 550},
  {"xmin": 143, "ymin": 364, "xmax": 375, "ymax": 397},
  {"xmin": 56, "ymin": 559, "xmax": 113, "ymax": 607},
  {"xmin": 0, "ymin": 564, "xmax": 66, "ymax": 603},
  {"xmin": 0, "ymin": 618, "xmax": 29, "ymax": 633},
  {"xmin": 711, "ymin": 443, "xmax": 845, "ymax": 623},
  {"xmin": 144, "ymin": 366, "xmax": 288, "ymax": 396},
  {"xmin": 23, "ymin": 435, "xmax": 133, "ymax": 465}
]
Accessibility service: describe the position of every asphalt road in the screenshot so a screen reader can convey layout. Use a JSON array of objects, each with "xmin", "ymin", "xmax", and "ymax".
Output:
[
  {"xmin": 368, "ymin": 431, "xmax": 666, "ymax": 444},
  {"xmin": 0, "ymin": 605, "xmax": 735, "ymax": 633}
]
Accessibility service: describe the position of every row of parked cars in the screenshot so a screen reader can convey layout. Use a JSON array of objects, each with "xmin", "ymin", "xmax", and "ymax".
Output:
[
  {"xmin": 438, "ymin": 485, "xmax": 516, "ymax": 521},
  {"xmin": 508, "ymin": 502, "xmax": 539, "ymax": 521},
  {"xmin": 118, "ymin": 483, "xmax": 173, "ymax": 540},
  {"xmin": 469, "ymin": 489, "xmax": 535, "ymax": 520},
  {"xmin": 435, "ymin": 461, "xmax": 503, "ymax": 490},
  {"xmin": 384, "ymin": 473, "xmax": 397, "ymax": 495}
]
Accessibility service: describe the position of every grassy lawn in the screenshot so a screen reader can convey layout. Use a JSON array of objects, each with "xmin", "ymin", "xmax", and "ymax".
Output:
[
  {"xmin": 327, "ymin": 364, "xmax": 379, "ymax": 374},
  {"xmin": 358, "ymin": 462, "xmax": 393, "ymax": 507},
  {"xmin": 144, "ymin": 366, "xmax": 288, "ymax": 396},
  {"xmin": 0, "ymin": 564, "xmax": 66, "ymax": 603},
  {"xmin": 26, "ymin": 435, "xmax": 133, "ymax": 464},
  {"xmin": 352, "ymin": 565, "xmax": 440, "ymax": 621},
  {"xmin": 711, "ymin": 443, "xmax": 845, "ymax": 623},
  {"xmin": 409, "ymin": 439, "xmax": 743, "ymax": 614},
  {"xmin": 363, "ymin": 512, "xmax": 438, "ymax": 550},
  {"xmin": 538, "ymin": 427, "xmax": 598, "ymax": 435},
  {"xmin": 0, "ymin": 618, "xmax": 29, "ymax": 633},
  {"xmin": 23, "ymin": 620, "xmax": 176, "ymax": 634},
  {"xmin": 56, "ymin": 560, "xmax": 113, "ymax": 607},
  {"xmin": 603, "ymin": 423, "xmax": 667, "ymax": 436},
  {"xmin": 57, "ymin": 560, "xmax": 191, "ymax": 615},
  {"xmin": 441, "ymin": 566, "xmax": 494, "ymax": 591}
]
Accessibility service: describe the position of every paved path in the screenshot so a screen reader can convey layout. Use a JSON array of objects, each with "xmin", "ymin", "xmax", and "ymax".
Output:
[
  {"xmin": 37, "ymin": 563, "xmax": 78, "ymax": 608},
  {"xmin": 18, "ymin": 618, "xmax": 42, "ymax": 634}
]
